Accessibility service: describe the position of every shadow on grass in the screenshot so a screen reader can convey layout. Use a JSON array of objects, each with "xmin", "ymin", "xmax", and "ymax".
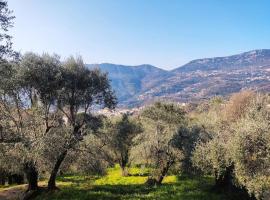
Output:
[
  {"xmin": 92, "ymin": 183, "xmax": 156, "ymax": 195},
  {"xmin": 35, "ymin": 176, "xmax": 252, "ymax": 200},
  {"xmin": 128, "ymin": 172, "xmax": 151, "ymax": 177},
  {"xmin": 35, "ymin": 183, "xmax": 223, "ymax": 200},
  {"xmin": 56, "ymin": 175, "xmax": 99, "ymax": 184},
  {"xmin": 177, "ymin": 175, "xmax": 253, "ymax": 200}
]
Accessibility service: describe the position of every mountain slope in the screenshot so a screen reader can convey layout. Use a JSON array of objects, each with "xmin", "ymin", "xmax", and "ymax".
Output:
[
  {"xmin": 173, "ymin": 49, "xmax": 270, "ymax": 73},
  {"xmin": 87, "ymin": 49, "xmax": 270, "ymax": 107},
  {"xmin": 86, "ymin": 63, "xmax": 170, "ymax": 105}
]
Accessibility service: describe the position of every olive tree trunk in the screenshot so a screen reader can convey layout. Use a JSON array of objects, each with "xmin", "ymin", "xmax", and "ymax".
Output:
[
  {"xmin": 0, "ymin": 170, "xmax": 6, "ymax": 185},
  {"xmin": 23, "ymin": 161, "xmax": 38, "ymax": 191},
  {"xmin": 214, "ymin": 165, "xmax": 235, "ymax": 191},
  {"xmin": 120, "ymin": 151, "xmax": 129, "ymax": 176},
  {"xmin": 48, "ymin": 150, "xmax": 67, "ymax": 190},
  {"xmin": 146, "ymin": 159, "xmax": 174, "ymax": 186}
]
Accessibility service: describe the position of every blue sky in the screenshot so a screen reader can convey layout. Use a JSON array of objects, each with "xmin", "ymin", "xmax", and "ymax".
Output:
[{"xmin": 8, "ymin": 0, "xmax": 270, "ymax": 69}]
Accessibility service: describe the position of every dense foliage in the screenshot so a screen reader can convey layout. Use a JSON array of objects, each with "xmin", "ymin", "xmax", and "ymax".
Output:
[{"xmin": 192, "ymin": 91, "xmax": 270, "ymax": 199}]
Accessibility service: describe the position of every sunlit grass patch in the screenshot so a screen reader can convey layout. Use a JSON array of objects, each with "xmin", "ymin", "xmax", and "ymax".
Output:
[
  {"xmin": 56, "ymin": 175, "xmax": 96, "ymax": 190},
  {"xmin": 128, "ymin": 165, "xmax": 150, "ymax": 176},
  {"xmin": 95, "ymin": 165, "xmax": 147, "ymax": 185},
  {"xmin": 15, "ymin": 166, "xmax": 235, "ymax": 200},
  {"xmin": 163, "ymin": 175, "xmax": 177, "ymax": 183},
  {"xmin": 94, "ymin": 165, "xmax": 177, "ymax": 186}
]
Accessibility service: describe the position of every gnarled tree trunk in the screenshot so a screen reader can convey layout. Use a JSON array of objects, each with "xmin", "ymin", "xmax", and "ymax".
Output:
[
  {"xmin": 214, "ymin": 165, "xmax": 255, "ymax": 199},
  {"xmin": 214, "ymin": 165, "xmax": 236, "ymax": 192},
  {"xmin": 7, "ymin": 174, "xmax": 13, "ymax": 185},
  {"xmin": 22, "ymin": 161, "xmax": 40, "ymax": 200},
  {"xmin": 120, "ymin": 166, "xmax": 128, "ymax": 177},
  {"xmin": 156, "ymin": 163, "xmax": 170, "ymax": 184},
  {"xmin": 48, "ymin": 150, "xmax": 67, "ymax": 190},
  {"xmin": 120, "ymin": 151, "xmax": 129, "ymax": 176},
  {"xmin": 146, "ymin": 159, "xmax": 174, "ymax": 186},
  {"xmin": 23, "ymin": 161, "xmax": 38, "ymax": 191},
  {"xmin": 0, "ymin": 170, "xmax": 6, "ymax": 185}
]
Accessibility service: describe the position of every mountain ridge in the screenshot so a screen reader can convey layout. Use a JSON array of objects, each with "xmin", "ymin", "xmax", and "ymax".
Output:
[
  {"xmin": 86, "ymin": 63, "xmax": 170, "ymax": 103},
  {"xmin": 173, "ymin": 49, "xmax": 270, "ymax": 73},
  {"xmin": 87, "ymin": 49, "xmax": 270, "ymax": 107}
]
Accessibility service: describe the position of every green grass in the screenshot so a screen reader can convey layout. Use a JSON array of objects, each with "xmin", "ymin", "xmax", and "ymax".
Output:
[{"xmin": 34, "ymin": 166, "xmax": 243, "ymax": 200}]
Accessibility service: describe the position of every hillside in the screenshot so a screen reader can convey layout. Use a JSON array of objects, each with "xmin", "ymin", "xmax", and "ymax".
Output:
[
  {"xmin": 87, "ymin": 49, "xmax": 270, "ymax": 107},
  {"xmin": 173, "ymin": 49, "xmax": 270, "ymax": 72},
  {"xmin": 86, "ymin": 63, "xmax": 170, "ymax": 104}
]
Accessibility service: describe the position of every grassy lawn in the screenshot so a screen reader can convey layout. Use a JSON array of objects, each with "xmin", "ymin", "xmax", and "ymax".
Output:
[{"xmin": 31, "ymin": 166, "xmax": 247, "ymax": 200}]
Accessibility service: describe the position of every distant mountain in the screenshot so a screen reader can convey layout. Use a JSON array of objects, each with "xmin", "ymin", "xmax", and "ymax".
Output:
[
  {"xmin": 173, "ymin": 49, "xmax": 270, "ymax": 72},
  {"xmin": 86, "ymin": 63, "xmax": 170, "ymax": 105},
  {"xmin": 87, "ymin": 49, "xmax": 270, "ymax": 107}
]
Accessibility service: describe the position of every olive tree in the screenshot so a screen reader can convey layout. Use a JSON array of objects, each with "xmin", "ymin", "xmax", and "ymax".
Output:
[
  {"xmin": 1, "ymin": 53, "xmax": 65, "ymax": 200},
  {"xmin": 73, "ymin": 130, "xmax": 115, "ymax": 175},
  {"xmin": 18, "ymin": 53, "xmax": 63, "ymax": 193},
  {"xmin": 172, "ymin": 125, "xmax": 210, "ymax": 175},
  {"xmin": 229, "ymin": 95, "xmax": 270, "ymax": 199},
  {"xmin": 0, "ymin": 56, "xmax": 56, "ymax": 198},
  {"xmin": 47, "ymin": 56, "xmax": 116, "ymax": 190},
  {"xmin": 104, "ymin": 114, "xmax": 143, "ymax": 176},
  {"xmin": 191, "ymin": 91, "xmax": 269, "ymax": 199},
  {"xmin": 140, "ymin": 102, "xmax": 186, "ymax": 185}
]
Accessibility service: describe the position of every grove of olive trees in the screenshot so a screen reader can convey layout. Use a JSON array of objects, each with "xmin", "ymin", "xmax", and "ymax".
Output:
[
  {"xmin": 1, "ymin": 53, "xmax": 269, "ymax": 200},
  {"xmin": 0, "ymin": 1, "xmax": 269, "ymax": 200},
  {"xmin": 1, "ymin": 57, "xmax": 269, "ymax": 199}
]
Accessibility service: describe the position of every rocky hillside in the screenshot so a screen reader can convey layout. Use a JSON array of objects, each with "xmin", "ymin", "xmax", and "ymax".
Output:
[
  {"xmin": 173, "ymin": 49, "xmax": 270, "ymax": 72},
  {"xmin": 87, "ymin": 49, "xmax": 270, "ymax": 107}
]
